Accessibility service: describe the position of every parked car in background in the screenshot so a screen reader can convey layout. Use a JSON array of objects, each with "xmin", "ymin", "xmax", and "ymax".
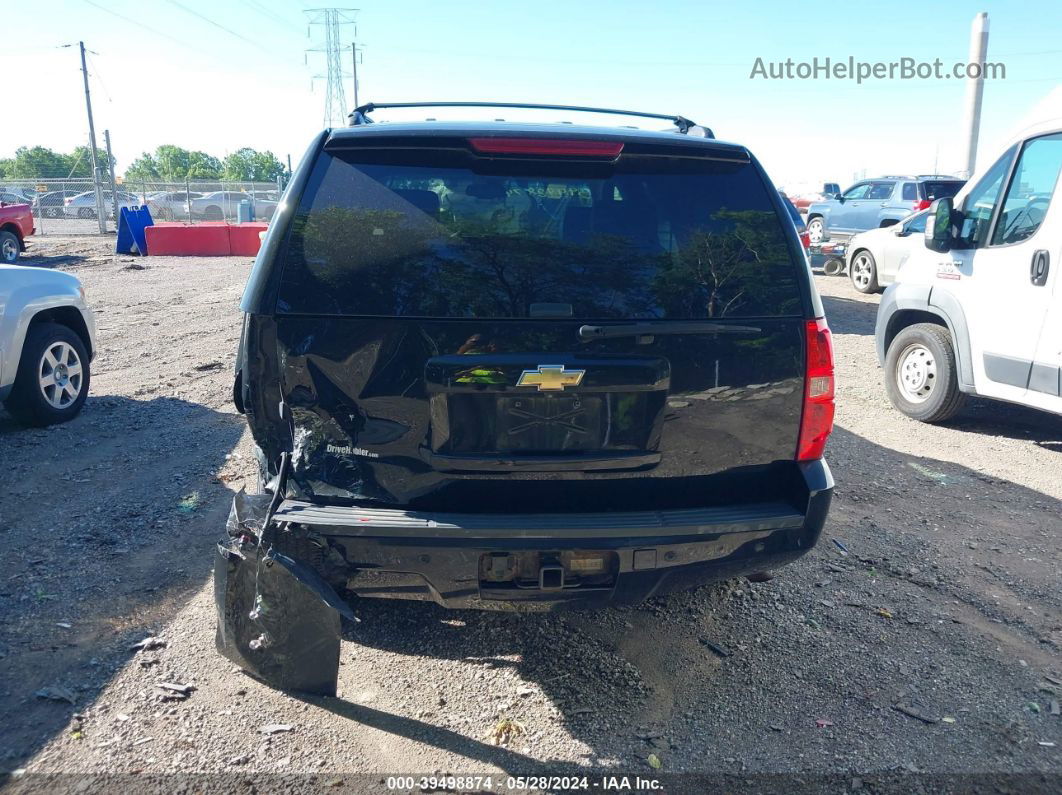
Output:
[
  {"xmin": 0, "ymin": 264, "xmax": 96, "ymax": 425},
  {"xmin": 0, "ymin": 200, "xmax": 35, "ymax": 264},
  {"xmin": 785, "ymin": 182, "xmax": 840, "ymax": 212},
  {"xmin": 779, "ymin": 190, "xmax": 810, "ymax": 249},
  {"xmin": 220, "ymin": 101, "xmax": 835, "ymax": 695},
  {"xmin": 31, "ymin": 190, "xmax": 80, "ymax": 218},
  {"xmin": 190, "ymin": 191, "xmax": 277, "ymax": 221},
  {"xmin": 0, "ymin": 187, "xmax": 37, "ymax": 204},
  {"xmin": 145, "ymin": 190, "xmax": 203, "ymax": 220},
  {"xmin": 806, "ymin": 175, "xmax": 965, "ymax": 244},
  {"xmin": 63, "ymin": 190, "xmax": 139, "ymax": 219},
  {"xmin": 876, "ymin": 106, "xmax": 1062, "ymax": 423},
  {"xmin": 844, "ymin": 209, "xmax": 929, "ymax": 293}
]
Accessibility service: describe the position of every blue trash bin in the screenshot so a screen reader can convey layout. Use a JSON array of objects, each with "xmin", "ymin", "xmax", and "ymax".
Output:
[{"xmin": 237, "ymin": 200, "xmax": 255, "ymax": 223}]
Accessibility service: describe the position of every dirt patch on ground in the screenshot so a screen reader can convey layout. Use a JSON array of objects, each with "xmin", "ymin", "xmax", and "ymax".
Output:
[{"xmin": 1, "ymin": 239, "xmax": 1059, "ymax": 789}]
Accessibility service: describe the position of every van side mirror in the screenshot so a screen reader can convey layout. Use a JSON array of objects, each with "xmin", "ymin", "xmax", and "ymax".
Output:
[{"xmin": 924, "ymin": 198, "xmax": 954, "ymax": 252}]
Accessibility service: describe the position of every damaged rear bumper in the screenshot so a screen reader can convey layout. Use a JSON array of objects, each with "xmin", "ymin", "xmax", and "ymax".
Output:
[
  {"xmin": 215, "ymin": 461, "xmax": 831, "ymax": 692},
  {"xmin": 214, "ymin": 490, "xmax": 357, "ymax": 696}
]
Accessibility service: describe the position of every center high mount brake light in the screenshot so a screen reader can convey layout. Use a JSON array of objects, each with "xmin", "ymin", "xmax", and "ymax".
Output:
[{"xmin": 468, "ymin": 138, "xmax": 624, "ymax": 157}]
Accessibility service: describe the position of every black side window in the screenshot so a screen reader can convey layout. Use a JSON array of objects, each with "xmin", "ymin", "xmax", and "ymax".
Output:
[
  {"xmin": 901, "ymin": 183, "xmax": 917, "ymax": 200},
  {"xmin": 867, "ymin": 182, "xmax": 894, "ymax": 201}
]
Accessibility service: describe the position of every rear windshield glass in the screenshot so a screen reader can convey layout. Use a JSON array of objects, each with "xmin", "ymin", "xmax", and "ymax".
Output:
[
  {"xmin": 922, "ymin": 180, "xmax": 964, "ymax": 200},
  {"xmin": 277, "ymin": 148, "xmax": 803, "ymax": 318}
]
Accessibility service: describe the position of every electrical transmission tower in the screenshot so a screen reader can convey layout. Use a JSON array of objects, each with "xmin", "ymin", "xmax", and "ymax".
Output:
[{"xmin": 305, "ymin": 8, "xmax": 358, "ymax": 127}]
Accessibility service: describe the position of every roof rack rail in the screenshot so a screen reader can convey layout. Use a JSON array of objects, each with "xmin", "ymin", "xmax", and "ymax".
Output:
[{"xmin": 347, "ymin": 101, "xmax": 710, "ymax": 137}]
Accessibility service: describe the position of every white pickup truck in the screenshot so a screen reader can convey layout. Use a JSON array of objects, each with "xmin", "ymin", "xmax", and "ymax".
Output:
[{"xmin": 0, "ymin": 265, "xmax": 96, "ymax": 425}]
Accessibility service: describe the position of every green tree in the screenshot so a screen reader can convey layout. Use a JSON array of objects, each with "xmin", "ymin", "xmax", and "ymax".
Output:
[
  {"xmin": 9, "ymin": 146, "xmax": 71, "ymax": 178},
  {"xmin": 221, "ymin": 148, "xmax": 285, "ymax": 181},
  {"xmin": 125, "ymin": 152, "xmax": 161, "ymax": 181},
  {"xmin": 123, "ymin": 146, "xmax": 214, "ymax": 181},
  {"xmin": 64, "ymin": 145, "xmax": 114, "ymax": 180},
  {"xmin": 0, "ymin": 145, "xmax": 112, "ymax": 179},
  {"xmin": 144, "ymin": 145, "xmax": 221, "ymax": 180}
]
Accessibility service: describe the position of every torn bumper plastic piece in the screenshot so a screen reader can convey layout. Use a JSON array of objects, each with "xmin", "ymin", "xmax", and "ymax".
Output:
[{"xmin": 214, "ymin": 492, "xmax": 355, "ymax": 696}]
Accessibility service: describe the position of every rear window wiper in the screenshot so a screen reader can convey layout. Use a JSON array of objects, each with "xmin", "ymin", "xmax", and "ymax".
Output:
[{"xmin": 578, "ymin": 321, "xmax": 761, "ymax": 341}]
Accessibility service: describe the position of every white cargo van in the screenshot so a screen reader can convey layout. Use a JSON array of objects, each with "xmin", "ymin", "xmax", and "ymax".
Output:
[{"xmin": 875, "ymin": 89, "xmax": 1062, "ymax": 421}]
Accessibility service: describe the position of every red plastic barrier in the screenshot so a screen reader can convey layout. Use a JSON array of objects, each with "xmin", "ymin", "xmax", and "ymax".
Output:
[
  {"xmin": 144, "ymin": 222, "xmax": 269, "ymax": 257},
  {"xmin": 228, "ymin": 223, "xmax": 269, "ymax": 256},
  {"xmin": 145, "ymin": 224, "xmax": 231, "ymax": 256}
]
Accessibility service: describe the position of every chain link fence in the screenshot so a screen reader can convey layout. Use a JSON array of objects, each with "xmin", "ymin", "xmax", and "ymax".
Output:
[{"xmin": 0, "ymin": 177, "xmax": 284, "ymax": 236}]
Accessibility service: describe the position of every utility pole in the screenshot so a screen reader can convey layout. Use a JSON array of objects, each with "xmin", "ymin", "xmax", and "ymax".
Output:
[
  {"xmin": 305, "ymin": 8, "xmax": 358, "ymax": 127},
  {"xmin": 78, "ymin": 41, "xmax": 107, "ymax": 233},
  {"xmin": 959, "ymin": 12, "xmax": 989, "ymax": 179},
  {"xmin": 351, "ymin": 43, "xmax": 361, "ymax": 108},
  {"xmin": 103, "ymin": 130, "xmax": 120, "ymax": 229}
]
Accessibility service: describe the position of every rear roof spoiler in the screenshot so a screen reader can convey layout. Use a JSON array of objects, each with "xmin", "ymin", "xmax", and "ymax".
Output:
[{"xmin": 348, "ymin": 101, "xmax": 712, "ymax": 138}]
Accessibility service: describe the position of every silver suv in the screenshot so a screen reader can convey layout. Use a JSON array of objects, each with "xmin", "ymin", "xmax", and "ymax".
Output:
[
  {"xmin": 806, "ymin": 175, "xmax": 965, "ymax": 243},
  {"xmin": 0, "ymin": 265, "xmax": 96, "ymax": 425}
]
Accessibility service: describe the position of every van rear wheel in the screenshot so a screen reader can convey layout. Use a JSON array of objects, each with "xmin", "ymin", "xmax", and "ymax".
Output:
[{"xmin": 884, "ymin": 323, "xmax": 965, "ymax": 422}]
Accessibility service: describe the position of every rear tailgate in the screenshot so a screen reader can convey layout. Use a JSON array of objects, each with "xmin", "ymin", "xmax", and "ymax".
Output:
[{"xmin": 254, "ymin": 131, "xmax": 815, "ymax": 513}]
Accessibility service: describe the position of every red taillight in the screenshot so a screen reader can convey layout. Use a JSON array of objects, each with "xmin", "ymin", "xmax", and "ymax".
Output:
[
  {"xmin": 468, "ymin": 137, "xmax": 624, "ymax": 157},
  {"xmin": 797, "ymin": 318, "xmax": 835, "ymax": 461},
  {"xmin": 799, "ymin": 230, "xmax": 811, "ymax": 250},
  {"xmin": 914, "ymin": 199, "xmax": 931, "ymax": 211}
]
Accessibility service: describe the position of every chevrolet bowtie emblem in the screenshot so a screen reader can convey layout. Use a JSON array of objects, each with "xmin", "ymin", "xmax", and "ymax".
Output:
[{"xmin": 516, "ymin": 364, "xmax": 586, "ymax": 391}]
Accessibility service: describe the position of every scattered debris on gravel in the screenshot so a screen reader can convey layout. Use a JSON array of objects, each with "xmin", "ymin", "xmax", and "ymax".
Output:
[{"xmin": 0, "ymin": 238, "xmax": 1058, "ymax": 787}]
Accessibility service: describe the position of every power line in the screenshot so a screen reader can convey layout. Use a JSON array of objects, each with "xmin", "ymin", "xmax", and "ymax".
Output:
[
  {"xmin": 239, "ymin": 0, "xmax": 292, "ymax": 28},
  {"xmin": 163, "ymin": 0, "xmax": 273, "ymax": 54},
  {"xmin": 379, "ymin": 44, "xmax": 745, "ymax": 68},
  {"xmin": 85, "ymin": 53, "xmax": 113, "ymax": 103},
  {"xmin": 81, "ymin": 0, "xmax": 215, "ymax": 58}
]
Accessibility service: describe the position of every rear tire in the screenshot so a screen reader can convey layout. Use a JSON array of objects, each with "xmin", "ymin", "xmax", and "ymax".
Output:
[
  {"xmin": 77, "ymin": 208, "xmax": 95, "ymax": 219},
  {"xmin": 4, "ymin": 323, "xmax": 91, "ymax": 426},
  {"xmin": 203, "ymin": 205, "xmax": 223, "ymax": 221},
  {"xmin": 807, "ymin": 216, "xmax": 825, "ymax": 244},
  {"xmin": 0, "ymin": 230, "xmax": 19, "ymax": 264},
  {"xmin": 849, "ymin": 249, "xmax": 880, "ymax": 293},
  {"xmin": 884, "ymin": 323, "xmax": 965, "ymax": 423}
]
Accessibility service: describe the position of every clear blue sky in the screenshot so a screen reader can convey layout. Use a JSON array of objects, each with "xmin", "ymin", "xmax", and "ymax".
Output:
[{"xmin": 3, "ymin": 0, "xmax": 1060, "ymax": 188}]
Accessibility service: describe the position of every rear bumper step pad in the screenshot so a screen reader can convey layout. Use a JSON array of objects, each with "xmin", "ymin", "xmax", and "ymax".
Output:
[{"xmin": 270, "ymin": 500, "xmax": 805, "ymax": 539}]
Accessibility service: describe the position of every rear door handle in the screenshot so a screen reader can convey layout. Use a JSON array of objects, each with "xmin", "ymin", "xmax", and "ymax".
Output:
[{"xmin": 1031, "ymin": 249, "xmax": 1050, "ymax": 286}]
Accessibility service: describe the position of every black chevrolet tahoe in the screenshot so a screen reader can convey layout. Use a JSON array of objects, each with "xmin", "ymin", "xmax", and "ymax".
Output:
[{"xmin": 216, "ymin": 102, "xmax": 835, "ymax": 694}]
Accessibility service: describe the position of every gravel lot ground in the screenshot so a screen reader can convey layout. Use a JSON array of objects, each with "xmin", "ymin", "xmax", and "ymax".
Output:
[{"xmin": 1, "ymin": 236, "xmax": 1059, "ymax": 792}]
